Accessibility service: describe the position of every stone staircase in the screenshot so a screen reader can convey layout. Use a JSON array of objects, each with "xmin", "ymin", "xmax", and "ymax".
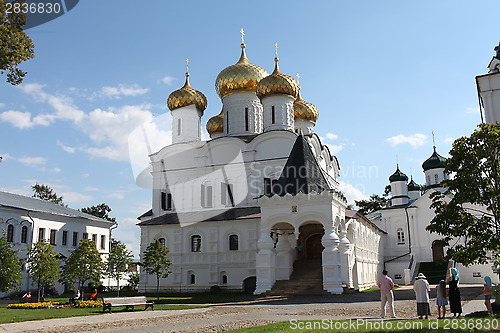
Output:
[{"xmin": 267, "ymin": 258, "xmax": 328, "ymax": 295}]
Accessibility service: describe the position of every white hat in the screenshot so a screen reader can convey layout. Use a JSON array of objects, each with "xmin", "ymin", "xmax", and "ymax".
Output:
[{"xmin": 417, "ymin": 273, "xmax": 426, "ymax": 279}]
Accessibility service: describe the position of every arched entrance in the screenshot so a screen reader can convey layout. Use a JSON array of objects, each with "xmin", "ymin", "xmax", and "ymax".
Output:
[
  {"xmin": 298, "ymin": 224, "xmax": 324, "ymax": 259},
  {"xmin": 432, "ymin": 240, "xmax": 444, "ymax": 262}
]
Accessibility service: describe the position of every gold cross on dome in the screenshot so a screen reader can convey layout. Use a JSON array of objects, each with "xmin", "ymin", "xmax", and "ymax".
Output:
[
  {"xmin": 240, "ymin": 28, "xmax": 245, "ymax": 44},
  {"xmin": 185, "ymin": 58, "xmax": 189, "ymax": 73},
  {"xmin": 275, "ymin": 42, "xmax": 279, "ymax": 58},
  {"xmin": 296, "ymin": 73, "xmax": 300, "ymax": 85},
  {"xmin": 432, "ymin": 131, "xmax": 436, "ymax": 149}
]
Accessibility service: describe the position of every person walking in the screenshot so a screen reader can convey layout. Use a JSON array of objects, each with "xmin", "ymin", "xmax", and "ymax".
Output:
[
  {"xmin": 413, "ymin": 273, "xmax": 430, "ymax": 319},
  {"xmin": 447, "ymin": 268, "xmax": 462, "ymax": 317},
  {"xmin": 436, "ymin": 280, "xmax": 448, "ymax": 319},
  {"xmin": 377, "ymin": 269, "xmax": 396, "ymax": 318},
  {"xmin": 484, "ymin": 276, "xmax": 494, "ymax": 317}
]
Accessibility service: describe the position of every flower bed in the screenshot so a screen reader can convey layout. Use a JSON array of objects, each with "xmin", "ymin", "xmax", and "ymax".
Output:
[
  {"xmin": 7, "ymin": 302, "xmax": 55, "ymax": 309},
  {"xmin": 74, "ymin": 300, "xmax": 103, "ymax": 308}
]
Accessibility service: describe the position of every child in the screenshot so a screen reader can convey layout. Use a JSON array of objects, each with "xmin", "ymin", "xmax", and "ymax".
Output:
[
  {"xmin": 436, "ymin": 280, "xmax": 448, "ymax": 319},
  {"xmin": 484, "ymin": 276, "xmax": 494, "ymax": 317}
]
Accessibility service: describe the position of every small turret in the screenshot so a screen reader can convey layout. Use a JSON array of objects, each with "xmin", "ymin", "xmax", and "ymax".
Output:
[{"xmin": 389, "ymin": 165, "xmax": 409, "ymax": 206}]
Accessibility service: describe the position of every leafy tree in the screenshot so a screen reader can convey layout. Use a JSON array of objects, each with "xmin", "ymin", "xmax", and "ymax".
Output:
[
  {"xmin": 426, "ymin": 123, "xmax": 500, "ymax": 266},
  {"xmin": 26, "ymin": 241, "xmax": 60, "ymax": 302},
  {"xmin": 0, "ymin": 0, "xmax": 35, "ymax": 85},
  {"xmin": 107, "ymin": 239, "xmax": 133, "ymax": 296},
  {"xmin": 81, "ymin": 203, "xmax": 116, "ymax": 222},
  {"xmin": 60, "ymin": 239, "xmax": 106, "ymax": 299},
  {"xmin": 0, "ymin": 236, "xmax": 23, "ymax": 293},
  {"xmin": 127, "ymin": 272, "xmax": 140, "ymax": 291},
  {"xmin": 355, "ymin": 185, "xmax": 391, "ymax": 215},
  {"xmin": 140, "ymin": 239, "xmax": 171, "ymax": 300},
  {"xmin": 32, "ymin": 183, "xmax": 64, "ymax": 206}
]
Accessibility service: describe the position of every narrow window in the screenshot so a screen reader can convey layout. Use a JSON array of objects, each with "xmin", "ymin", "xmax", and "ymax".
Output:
[
  {"xmin": 7, "ymin": 225, "xmax": 14, "ymax": 243},
  {"xmin": 38, "ymin": 228, "xmax": 45, "ymax": 242},
  {"xmin": 206, "ymin": 185, "xmax": 213, "ymax": 208},
  {"xmin": 222, "ymin": 274, "xmax": 228, "ymax": 284},
  {"xmin": 49, "ymin": 229, "xmax": 57, "ymax": 245},
  {"xmin": 397, "ymin": 228, "xmax": 405, "ymax": 245},
  {"xmin": 92, "ymin": 234, "xmax": 97, "ymax": 245},
  {"xmin": 161, "ymin": 192, "xmax": 172, "ymax": 210},
  {"xmin": 426, "ymin": 175, "xmax": 430, "ymax": 185},
  {"xmin": 245, "ymin": 107, "xmax": 249, "ymax": 131},
  {"xmin": 434, "ymin": 174, "xmax": 438, "ymax": 184},
  {"xmin": 229, "ymin": 234, "xmax": 239, "ymax": 251},
  {"xmin": 201, "ymin": 184, "xmax": 205, "ymax": 207},
  {"xmin": 21, "ymin": 226, "xmax": 28, "ymax": 243},
  {"xmin": 159, "ymin": 238, "xmax": 166, "ymax": 248},
  {"xmin": 202, "ymin": 184, "xmax": 213, "ymax": 208},
  {"xmin": 83, "ymin": 232, "xmax": 88, "ymax": 240},
  {"xmin": 177, "ymin": 118, "xmax": 181, "ymax": 136},
  {"xmin": 221, "ymin": 183, "xmax": 234, "ymax": 206},
  {"xmin": 100, "ymin": 235, "xmax": 106, "ymax": 250},
  {"xmin": 191, "ymin": 235, "xmax": 201, "ymax": 252},
  {"xmin": 190, "ymin": 273, "xmax": 196, "ymax": 284},
  {"xmin": 271, "ymin": 105, "xmax": 276, "ymax": 124},
  {"xmin": 62, "ymin": 230, "xmax": 68, "ymax": 246},
  {"xmin": 72, "ymin": 232, "xmax": 78, "ymax": 246}
]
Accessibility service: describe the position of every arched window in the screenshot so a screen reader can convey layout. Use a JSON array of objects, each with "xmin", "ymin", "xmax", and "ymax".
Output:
[
  {"xmin": 7, "ymin": 225, "xmax": 14, "ymax": 243},
  {"xmin": 271, "ymin": 105, "xmax": 276, "ymax": 124},
  {"xmin": 191, "ymin": 235, "xmax": 201, "ymax": 252},
  {"xmin": 397, "ymin": 228, "xmax": 405, "ymax": 245},
  {"xmin": 188, "ymin": 271, "xmax": 195, "ymax": 284},
  {"xmin": 201, "ymin": 184, "xmax": 213, "ymax": 208},
  {"xmin": 21, "ymin": 226, "xmax": 28, "ymax": 243},
  {"xmin": 220, "ymin": 271, "xmax": 228, "ymax": 284},
  {"xmin": 245, "ymin": 107, "xmax": 249, "ymax": 131},
  {"xmin": 158, "ymin": 238, "xmax": 166, "ymax": 248},
  {"xmin": 434, "ymin": 174, "xmax": 439, "ymax": 184},
  {"xmin": 426, "ymin": 175, "xmax": 430, "ymax": 185},
  {"xmin": 229, "ymin": 234, "xmax": 238, "ymax": 251},
  {"xmin": 177, "ymin": 118, "xmax": 181, "ymax": 136}
]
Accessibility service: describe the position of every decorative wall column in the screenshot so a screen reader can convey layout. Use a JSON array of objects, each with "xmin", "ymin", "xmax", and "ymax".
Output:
[
  {"xmin": 321, "ymin": 225, "xmax": 343, "ymax": 294},
  {"xmin": 275, "ymin": 231, "xmax": 293, "ymax": 280},
  {"xmin": 254, "ymin": 229, "xmax": 276, "ymax": 295},
  {"xmin": 339, "ymin": 229, "xmax": 354, "ymax": 289}
]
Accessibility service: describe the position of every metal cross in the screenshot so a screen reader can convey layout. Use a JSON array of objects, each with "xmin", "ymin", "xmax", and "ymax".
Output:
[
  {"xmin": 185, "ymin": 58, "xmax": 189, "ymax": 73},
  {"xmin": 432, "ymin": 131, "xmax": 436, "ymax": 149},
  {"xmin": 275, "ymin": 42, "xmax": 279, "ymax": 58},
  {"xmin": 240, "ymin": 28, "xmax": 245, "ymax": 44},
  {"xmin": 296, "ymin": 73, "xmax": 300, "ymax": 85}
]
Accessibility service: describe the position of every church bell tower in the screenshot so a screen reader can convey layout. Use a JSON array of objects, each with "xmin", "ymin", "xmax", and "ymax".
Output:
[{"xmin": 476, "ymin": 43, "xmax": 500, "ymax": 124}]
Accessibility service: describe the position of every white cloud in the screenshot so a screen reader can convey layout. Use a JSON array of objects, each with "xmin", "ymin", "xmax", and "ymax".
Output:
[
  {"xmin": 60, "ymin": 192, "xmax": 93, "ymax": 203},
  {"xmin": 107, "ymin": 193, "xmax": 125, "ymax": 199},
  {"xmin": 99, "ymin": 84, "xmax": 149, "ymax": 98},
  {"xmin": 325, "ymin": 143, "xmax": 344, "ymax": 155},
  {"xmin": 160, "ymin": 76, "xmax": 176, "ymax": 85},
  {"xmin": 18, "ymin": 156, "xmax": 46, "ymax": 166},
  {"xmin": 466, "ymin": 107, "xmax": 480, "ymax": 114},
  {"xmin": 444, "ymin": 137, "xmax": 455, "ymax": 144},
  {"xmin": 386, "ymin": 133, "xmax": 427, "ymax": 148},
  {"xmin": 0, "ymin": 110, "xmax": 34, "ymax": 129},
  {"xmin": 57, "ymin": 140, "xmax": 76, "ymax": 153},
  {"xmin": 326, "ymin": 132, "xmax": 338, "ymax": 140},
  {"xmin": 339, "ymin": 181, "xmax": 369, "ymax": 206}
]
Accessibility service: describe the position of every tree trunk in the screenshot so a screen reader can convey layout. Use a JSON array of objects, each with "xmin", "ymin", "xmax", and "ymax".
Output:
[
  {"xmin": 117, "ymin": 275, "xmax": 121, "ymax": 297},
  {"xmin": 37, "ymin": 283, "xmax": 41, "ymax": 302},
  {"xmin": 157, "ymin": 276, "xmax": 160, "ymax": 301}
]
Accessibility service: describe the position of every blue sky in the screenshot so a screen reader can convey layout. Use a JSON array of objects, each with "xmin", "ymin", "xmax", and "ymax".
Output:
[{"xmin": 0, "ymin": 0, "xmax": 497, "ymax": 257}]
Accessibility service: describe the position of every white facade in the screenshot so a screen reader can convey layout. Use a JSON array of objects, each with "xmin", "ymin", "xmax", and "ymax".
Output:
[
  {"xmin": 476, "ymin": 43, "xmax": 500, "ymax": 124},
  {"xmin": 0, "ymin": 191, "xmax": 114, "ymax": 296}
]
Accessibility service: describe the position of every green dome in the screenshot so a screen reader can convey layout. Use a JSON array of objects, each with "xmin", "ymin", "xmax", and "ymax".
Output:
[
  {"xmin": 422, "ymin": 149, "xmax": 446, "ymax": 171},
  {"xmin": 389, "ymin": 166, "xmax": 408, "ymax": 182}
]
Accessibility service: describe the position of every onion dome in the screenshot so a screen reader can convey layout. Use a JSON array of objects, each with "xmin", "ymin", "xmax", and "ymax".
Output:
[
  {"xmin": 389, "ymin": 165, "xmax": 408, "ymax": 182},
  {"xmin": 206, "ymin": 109, "xmax": 224, "ymax": 135},
  {"xmin": 408, "ymin": 177, "xmax": 421, "ymax": 191},
  {"xmin": 422, "ymin": 148, "xmax": 446, "ymax": 171},
  {"xmin": 294, "ymin": 90, "xmax": 319, "ymax": 122},
  {"xmin": 256, "ymin": 57, "xmax": 299, "ymax": 99},
  {"xmin": 215, "ymin": 44, "xmax": 269, "ymax": 98},
  {"xmin": 167, "ymin": 73, "xmax": 207, "ymax": 113}
]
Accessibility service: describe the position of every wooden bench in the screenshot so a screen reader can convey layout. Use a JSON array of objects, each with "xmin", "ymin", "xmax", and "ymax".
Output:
[{"xmin": 102, "ymin": 296, "xmax": 154, "ymax": 313}]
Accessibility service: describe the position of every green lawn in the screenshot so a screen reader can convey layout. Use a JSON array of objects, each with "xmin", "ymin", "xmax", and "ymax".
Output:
[
  {"xmin": 227, "ymin": 319, "xmax": 500, "ymax": 332},
  {"xmin": 0, "ymin": 303, "xmax": 205, "ymax": 324}
]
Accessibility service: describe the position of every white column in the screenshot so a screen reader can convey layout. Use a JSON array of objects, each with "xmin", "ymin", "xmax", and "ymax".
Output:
[
  {"xmin": 254, "ymin": 229, "xmax": 276, "ymax": 295},
  {"xmin": 275, "ymin": 232, "xmax": 293, "ymax": 280},
  {"xmin": 339, "ymin": 230, "xmax": 354, "ymax": 289},
  {"xmin": 322, "ymin": 226, "xmax": 343, "ymax": 294}
]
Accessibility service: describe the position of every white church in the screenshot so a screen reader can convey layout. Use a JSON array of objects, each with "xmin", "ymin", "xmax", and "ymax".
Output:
[{"xmin": 137, "ymin": 41, "xmax": 500, "ymax": 294}]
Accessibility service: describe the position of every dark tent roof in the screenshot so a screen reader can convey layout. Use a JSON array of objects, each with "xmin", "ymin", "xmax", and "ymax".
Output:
[
  {"xmin": 272, "ymin": 134, "xmax": 331, "ymax": 196},
  {"xmin": 422, "ymin": 149, "xmax": 446, "ymax": 171},
  {"xmin": 389, "ymin": 166, "xmax": 408, "ymax": 182}
]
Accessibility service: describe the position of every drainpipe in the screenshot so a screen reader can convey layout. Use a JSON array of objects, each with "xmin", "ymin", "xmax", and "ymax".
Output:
[{"xmin": 108, "ymin": 221, "xmax": 118, "ymax": 289}]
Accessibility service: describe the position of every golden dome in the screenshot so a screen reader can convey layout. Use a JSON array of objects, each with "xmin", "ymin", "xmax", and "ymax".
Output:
[
  {"xmin": 215, "ymin": 44, "xmax": 269, "ymax": 98},
  {"xmin": 167, "ymin": 73, "xmax": 207, "ymax": 113},
  {"xmin": 206, "ymin": 109, "xmax": 224, "ymax": 134},
  {"xmin": 256, "ymin": 58, "xmax": 299, "ymax": 99},
  {"xmin": 294, "ymin": 91, "xmax": 319, "ymax": 122}
]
